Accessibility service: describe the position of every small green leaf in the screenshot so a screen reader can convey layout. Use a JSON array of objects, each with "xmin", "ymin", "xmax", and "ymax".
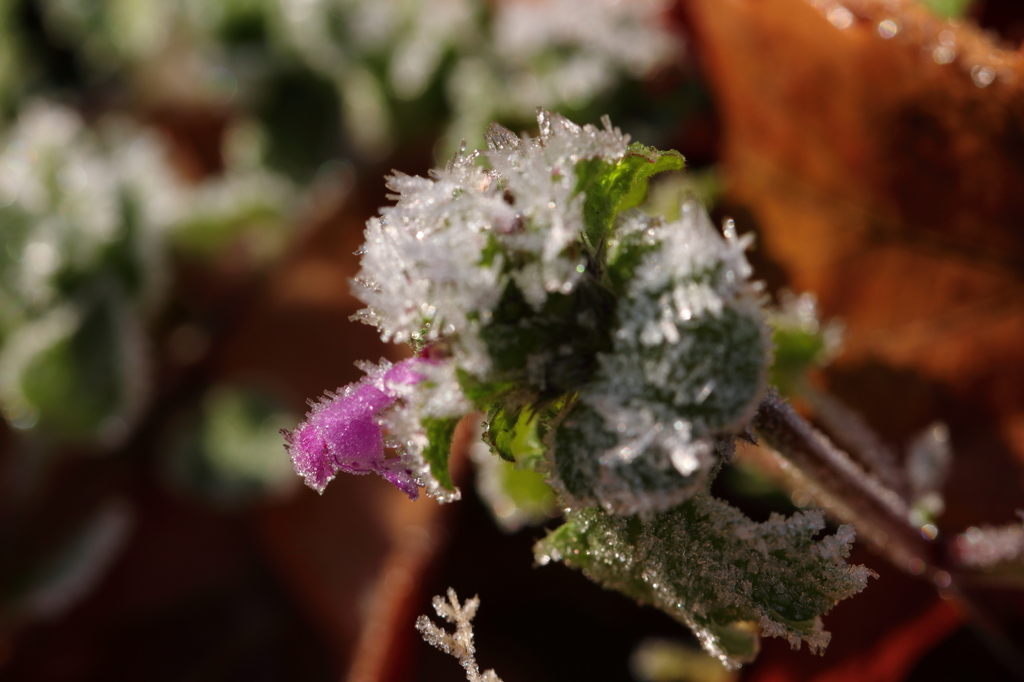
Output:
[
  {"xmin": 422, "ymin": 417, "xmax": 460, "ymax": 490},
  {"xmin": 485, "ymin": 398, "xmax": 568, "ymax": 466},
  {"xmin": 485, "ymin": 403, "xmax": 520, "ymax": 462},
  {"xmin": 769, "ymin": 327, "xmax": 827, "ymax": 396},
  {"xmin": 577, "ymin": 144, "xmax": 685, "ymax": 249}
]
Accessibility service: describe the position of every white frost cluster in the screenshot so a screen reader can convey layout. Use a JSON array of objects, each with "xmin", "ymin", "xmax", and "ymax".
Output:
[
  {"xmin": 275, "ymin": 0, "xmax": 680, "ymax": 156},
  {"xmin": 416, "ymin": 588, "xmax": 503, "ymax": 682},
  {"xmin": 352, "ymin": 110, "xmax": 629, "ymax": 375}
]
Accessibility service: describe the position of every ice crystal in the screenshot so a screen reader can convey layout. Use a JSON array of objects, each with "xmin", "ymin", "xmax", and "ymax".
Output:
[
  {"xmin": 536, "ymin": 494, "xmax": 875, "ymax": 669},
  {"xmin": 416, "ymin": 588, "xmax": 503, "ymax": 682}
]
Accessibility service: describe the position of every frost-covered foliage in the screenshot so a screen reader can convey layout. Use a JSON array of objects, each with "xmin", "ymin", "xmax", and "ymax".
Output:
[
  {"xmin": 301, "ymin": 109, "xmax": 768, "ymax": 510},
  {"xmin": 0, "ymin": 100, "xmax": 293, "ymax": 444},
  {"xmin": 353, "ymin": 111, "xmax": 631, "ymax": 371},
  {"xmin": 536, "ymin": 494, "xmax": 875, "ymax": 669},
  {"xmin": 289, "ymin": 110, "xmax": 871, "ymax": 667},
  {"xmin": 274, "ymin": 0, "xmax": 680, "ymax": 156},
  {"xmin": 561, "ymin": 202, "xmax": 768, "ymax": 515},
  {"xmin": 416, "ymin": 589, "xmax": 503, "ymax": 682}
]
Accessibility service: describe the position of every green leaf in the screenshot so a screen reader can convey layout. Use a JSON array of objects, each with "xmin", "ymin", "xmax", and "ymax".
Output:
[
  {"xmin": 577, "ymin": 143, "xmax": 685, "ymax": 249},
  {"xmin": 485, "ymin": 397, "xmax": 569, "ymax": 466},
  {"xmin": 479, "ymin": 278, "xmax": 615, "ymax": 394},
  {"xmin": 535, "ymin": 494, "xmax": 874, "ymax": 669},
  {"xmin": 769, "ymin": 326, "xmax": 827, "ymax": 397},
  {"xmin": 485, "ymin": 403, "xmax": 520, "ymax": 463},
  {"xmin": 423, "ymin": 417, "xmax": 460, "ymax": 490}
]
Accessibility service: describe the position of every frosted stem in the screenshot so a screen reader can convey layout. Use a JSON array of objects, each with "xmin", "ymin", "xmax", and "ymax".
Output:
[
  {"xmin": 801, "ymin": 385, "xmax": 910, "ymax": 502},
  {"xmin": 752, "ymin": 390, "xmax": 939, "ymax": 575}
]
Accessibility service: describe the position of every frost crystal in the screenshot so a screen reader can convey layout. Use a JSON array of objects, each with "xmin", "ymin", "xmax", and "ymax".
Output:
[
  {"xmin": 536, "ymin": 494, "xmax": 875, "ymax": 669},
  {"xmin": 416, "ymin": 588, "xmax": 503, "ymax": 682}
]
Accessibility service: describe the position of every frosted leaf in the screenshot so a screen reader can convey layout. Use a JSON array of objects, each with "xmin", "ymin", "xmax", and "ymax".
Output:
[
  {"xmin": 416, "ymin": 588, "xmax": 504, "ymax": 682},
  {"xmin": 594, "ymin": 200, "xmax": 767, "ymax": 434},
  {"xmin": 552, "ymin": 400, "xmax": 722, "ymax": 517},
  {"xmin": 351, "ymin": 150, "xmax": 510, "ymax": 373},
  {"xmin": 0, "ymin": 102, "xmax": 177, "ymax": 314},
  {"xmin": 552, "ymin": 200, "xmax": 769, "ymax": 515},
  {"xmin": 536, "ymin": 493, "xmax": 874, "ymax": 669}
]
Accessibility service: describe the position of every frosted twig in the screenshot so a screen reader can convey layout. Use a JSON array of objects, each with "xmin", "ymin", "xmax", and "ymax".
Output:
[
  {"xmin": 752, "ymin": 390, "xmax": 940, "ymax": 575},
  {"xmin": 416, "ymin": 588, "xmax": 503, "ymax": 682},
  {"xmin": 802, "ymin": 386, "xmax": 910, "ymax": 501}
]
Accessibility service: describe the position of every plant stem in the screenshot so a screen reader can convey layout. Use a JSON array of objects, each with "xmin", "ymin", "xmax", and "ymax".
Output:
[
  {"xmin": 751, "ymin": 390, "xmax": 941, "ymax": 576},
  {"xmin": 800, "ymin": 384, "xmax": 910, "ymax": 502}
]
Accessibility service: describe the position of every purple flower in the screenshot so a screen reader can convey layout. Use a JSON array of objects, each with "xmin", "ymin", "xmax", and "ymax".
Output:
[{"xmin": 283, "ymin": 357, "xmax": 429, "ymax": 498}]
